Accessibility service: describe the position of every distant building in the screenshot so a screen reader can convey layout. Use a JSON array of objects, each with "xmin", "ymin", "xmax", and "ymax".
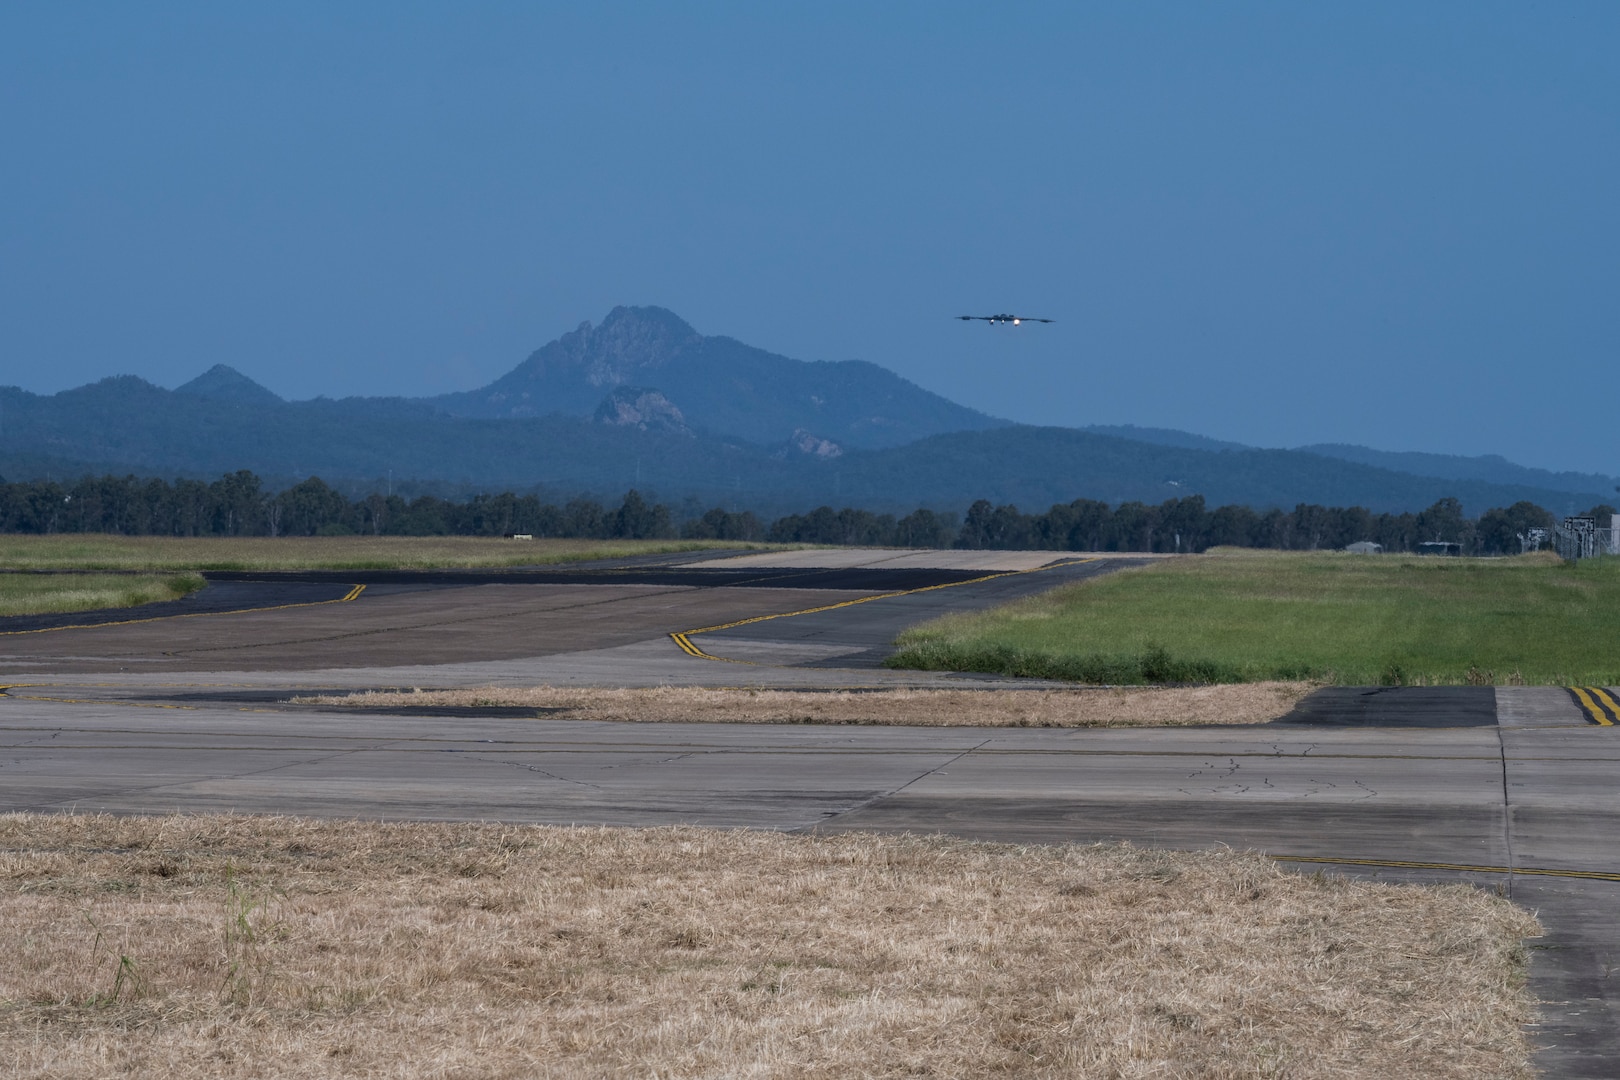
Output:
[{"xmin": 1344, "ymin": 541, "xmax": 1382, "ymax": 554}]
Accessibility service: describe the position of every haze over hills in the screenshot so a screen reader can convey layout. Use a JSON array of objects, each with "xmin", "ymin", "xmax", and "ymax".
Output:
[
  {"xmin": 1296, "ymin": 443, "xmax": 1620, "ymax": 499},
  {"xmin": 1080, "ymin": 424, "xmax": 1620, "ymax": 503},
  {"xmin": 0, "ymin": 306, "xmax": 1614, "ymax": 518},
  {"xmin": 1080, "ymin": 425, "xmax": 1250, "ymax": 454}
]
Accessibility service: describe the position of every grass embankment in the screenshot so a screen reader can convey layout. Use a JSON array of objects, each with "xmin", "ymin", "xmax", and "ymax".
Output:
[
  {"xmin": 0, "ymin": 814, "xmax": 1539, "ymax": 1078},
  {"xmin": 297, "ymin": 684, "xmax": 1313, "ymax": 727},
  {"xmin": 0, "ymin": 572, "xmax": 204, "ymax": 618},
  {"xmin": 889, "ymin": 548, "xmax": 1620, "ymax": 686},
  {"xmin": 0, "ymin": 535, "xmax": 767, "ymax": 572}
]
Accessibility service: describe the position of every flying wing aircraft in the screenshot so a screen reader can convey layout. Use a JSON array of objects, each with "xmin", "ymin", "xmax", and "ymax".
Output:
[{"xmin": 956, "ymin": 314, "xmax": 1054, "ymax": 325}]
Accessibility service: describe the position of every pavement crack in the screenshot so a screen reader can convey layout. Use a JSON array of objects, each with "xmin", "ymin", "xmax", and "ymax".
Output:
[
  {"xmin": 597, "ymin": 752, "xmax": 699, "ymax": 771},
  {"xmin": 802, "ymin": 739, "xmax": 991, "ymax": 829},
  {"xmin": 1, "ymin": 730, "xmax": 62, "ymax": 751},
  {"xmin": 1496, "ymin": 723, "xmax": 1515, "ymax": 899},
  {"xmin": 491, "ymin": 759, "xmax": 604, "ymax": 789}
]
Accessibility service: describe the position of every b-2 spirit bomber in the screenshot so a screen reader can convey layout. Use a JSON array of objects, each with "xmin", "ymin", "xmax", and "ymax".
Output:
[{"xmin": 955, "ymin": 313, "xmax": 1054, "ymax": 326}]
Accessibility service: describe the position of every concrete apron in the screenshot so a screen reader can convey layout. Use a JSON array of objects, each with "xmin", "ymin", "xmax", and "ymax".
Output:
[
  {"xmin": 1494, "ymin": 687, "xmax": 1620, "ymax": 1077},
  {"xmin": 0, "ymin": 676, "xmax": 1614, "ymax": 1073}
]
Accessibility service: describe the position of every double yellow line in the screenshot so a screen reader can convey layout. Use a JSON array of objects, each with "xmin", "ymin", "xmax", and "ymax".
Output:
[
  {"xmin": 0, "ymin": 583, "xmax": 366, "ymax": 637},
  {"xmin": 670, "ymin": 560, "xmax": 1095, "ymax": 664},
  {"xmin": 1570, "ymin": 686, "xmax": 1620, "ymax": 726}
]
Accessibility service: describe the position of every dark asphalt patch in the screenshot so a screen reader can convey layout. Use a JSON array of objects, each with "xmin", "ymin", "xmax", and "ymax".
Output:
[
  {"xmin": 309, "ymin": 704, "xmax": 560, "ymax": 718},
  {"xmin": 129, "ymin": 687, "xmax": 562, "ymax": 718},
  {"xmin": 1275, "ymin": 686, "xmax": 1497, "ymax": 728},
  {"xmin": 115, "ymin": 693, "xmax": 557, "ymax": 718},
  {"xmin": 0, "ymin": 580, "xmax": 359, "ymax": 634},
  {"xmin": 201, "ymin": 565, "xmax": 1013, "ymax": 591}
]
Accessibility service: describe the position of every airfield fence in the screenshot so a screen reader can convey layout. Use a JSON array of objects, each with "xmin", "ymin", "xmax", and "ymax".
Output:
[{"xmin": 1552, "ymin": 519, "xmax": 1620, "ymax": 561}]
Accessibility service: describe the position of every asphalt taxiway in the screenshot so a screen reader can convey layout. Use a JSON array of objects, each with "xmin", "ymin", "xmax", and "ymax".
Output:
[{"xmin": 0, "ymin": 547, "xmax": 1615, "ymax": 1074}]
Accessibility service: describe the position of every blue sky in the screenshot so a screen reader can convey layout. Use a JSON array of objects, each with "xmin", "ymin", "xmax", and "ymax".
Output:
[{"xmin": 2, "ymin": 3, "xmax": 1616, "ymax": 472}]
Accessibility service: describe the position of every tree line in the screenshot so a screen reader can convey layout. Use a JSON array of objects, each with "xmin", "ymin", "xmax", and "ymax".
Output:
[{"xmin": 0, "ymin": 471, "xmax": 1605, "ymax": 555}]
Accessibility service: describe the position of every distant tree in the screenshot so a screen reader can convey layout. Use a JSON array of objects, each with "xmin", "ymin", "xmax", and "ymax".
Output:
[
  {"xmin": 275, "ymin": 477, "xmax": 349, "ymax": 537},
  {"xmin": 683, "ymin": 507, "xmax": 763, "ymax": 541},
  {"xmin": 1326, "ymin": 505, "xmax": 1373, "ymax": 550},
  {"xmin": 1288, "ymin": 504, "xmax": 1331, "ymax": 550},
  {"xmin": 1476, "ymin": 501, "xmax": 1553, "ymax": 555},
  {"xmin": 1156, "ymin": 496, "xmax": 1208, "ymax": 553},
  {"xmin": 356, "ymin": 493, "xmax": 389, "ymax": 536},
  {"xmin": 524, "ymin": 499, "xmax": 566, "ymax": 538},
  {"xmin": 562, "ymin": 498, "xmax": 606, "ymax": 538},
  {"xmin": 1107, "ymin": 502, "xmax": 1156, "ymax": 552},
  {"xmin": 1207, "ymin": 504, "xmax": 1260, "ymax": 548},
  {"xmin": 387, "ymin": 495, "xmax": 444, "ymax": 535},
  {"xmin": 458, "ymin": 492, "xmax": 520, "ymax": 536},
  {"xmin": 1255, "ymin": 508, "xmax": 1290, "ymax": 549},
  {"xmin": 1035, "ymin": 498, "xmax": 1111, "ymax": 551},
  {"xmin": 893, "ymin": 508, "xmax": 952, "ymax": 548},
  {"xmin": 985, "ymin": 504, "xmax": 1033, "ymax": 549},
  {"xmin": 1371, "ymin": 511, "xmax": 1420, "ymax": 553},
  {"xmin": 955, "ymin": 500, "xmax": 996, "ymax": 550},
  {"xmin": 210, "ymin": 470, "xmax": 264, "ymax": 535},
  {"xmin": 171, "ymin": 479, "xmax": 210, "ymax": 537},
  {"xmin": 1415, "ymin": 497, "xmax": 1469, "ymax": 545},
  {"xmin": 610, "ymin": 490, "xmax": 673, "ymax": 539}
]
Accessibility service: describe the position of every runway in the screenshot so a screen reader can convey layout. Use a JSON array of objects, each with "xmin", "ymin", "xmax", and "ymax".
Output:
[
  {"xmin": 0, "ymin": 550, "xmax": 1134, "ymax": 678},
  {"xmin": 0, "ymin": 547, "xmax": 1614, "ymax": 1073}
]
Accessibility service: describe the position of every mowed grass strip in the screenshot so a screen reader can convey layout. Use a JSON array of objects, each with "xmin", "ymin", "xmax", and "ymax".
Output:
[
  {"xmin": 0, "ymin": 814, "xmax": 1538, "ymax": 1079},
  {"xmin": 0, "ymin": 572, "xmax": 204, "ymax": 618},
  {"xmin": 888, "ymin": 548, "xmax": 1620, "ymax": 686},
  {"xmin": 0, "ymin": 535, "xmax": 766, "ymax": 572},
  {"xmin": 296, "ymin": 683, "xmax": 1314, "ymax": 727}
]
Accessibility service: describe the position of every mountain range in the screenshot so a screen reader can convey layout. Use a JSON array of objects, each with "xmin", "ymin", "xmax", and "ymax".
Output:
[{"xmin": 2, "ymin": 305, "xmax": 1614, "ymax": 517}]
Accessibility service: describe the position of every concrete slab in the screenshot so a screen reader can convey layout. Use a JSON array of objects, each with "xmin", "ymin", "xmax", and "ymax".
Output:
[{"xmin": 1500, "ymin": 686, "xmax": 1590, "ymax": 728}]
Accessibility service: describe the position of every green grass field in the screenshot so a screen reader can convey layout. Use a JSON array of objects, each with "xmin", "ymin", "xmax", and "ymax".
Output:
[
  {"xmin": 0, "ymin": 573, "xmax": 206, "ymax": 618},
  {"xmin": 888, "ymin": 548, "xmax": 1620, "ymax": 686},
  {"xmin": 0, "ymin": 535, "xmax": 763, "ymax": 573}
]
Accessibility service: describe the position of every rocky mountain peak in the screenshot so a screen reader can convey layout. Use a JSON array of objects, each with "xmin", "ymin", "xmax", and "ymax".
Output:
[
  {"xmin": 593, "ymin": 386, "xmax": 692, "ymax": 435},
  {"xmin": 537, "ymin": 305, "xmax": 702, "ymax": 389}
]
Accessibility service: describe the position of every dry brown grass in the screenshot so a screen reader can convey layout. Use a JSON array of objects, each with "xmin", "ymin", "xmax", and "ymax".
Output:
[
  {"xmin": 0, "ymin": 814, "xmax": 1538, "ymax": 1079},
  {"xmin": 293, "ymin": 682, "xmax": 1316, "ymax": 727}
]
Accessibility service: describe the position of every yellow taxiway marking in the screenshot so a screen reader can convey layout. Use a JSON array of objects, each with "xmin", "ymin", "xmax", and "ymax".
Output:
[
  {"xmin": 668, "ymin": 559, "xmax": 1097, "ymax": 664},
  {"xmin": 1569, "ymin": 686, "xmax": 1619, "ymax": 726},
  {"xmin": 0, "ymin": 584, "xmax": 366, "ymax": 637},
  {"xmin": 1272, "ymin": 853, "xmax": 1620, "ymax": 883}
]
